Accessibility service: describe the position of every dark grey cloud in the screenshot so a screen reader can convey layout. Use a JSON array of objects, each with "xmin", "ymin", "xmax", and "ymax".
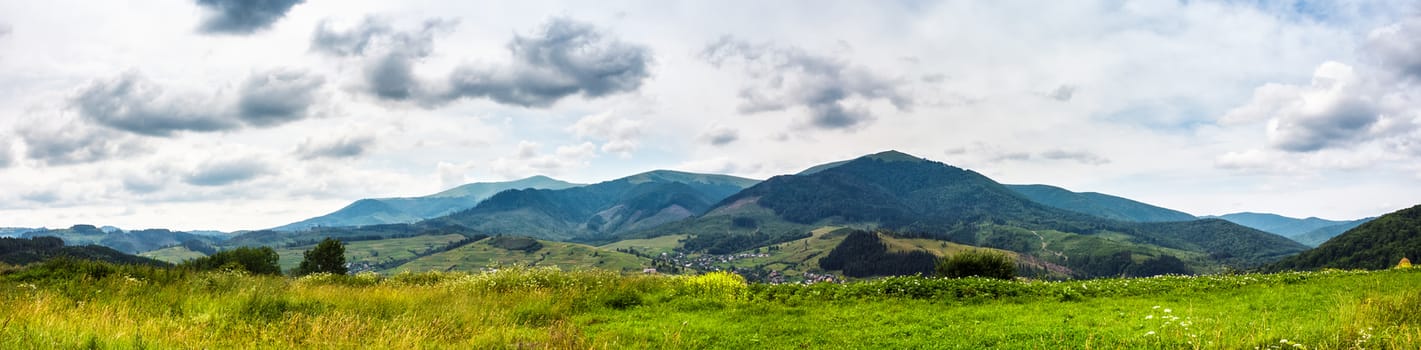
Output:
[
  {"xmin": 0, "ymin": 138, "xmax": 13, "ymax": 168},
  {"xmin": 238, "ymin": 69, "xmax": 324, "ymax": 126},
  {"xmin": 20, "ymin": 189, "xmax": 58, "ymax": 204},
  {"xmin": 312, "ymin": 17, "xmax": 651, "ymax": 108},
  {"xmin": 73, "ymin": 73, "xmax": 237, "ymax": 137},
  {"xmin": 702, "ymin": 127, "xmax": 739, "ymax": 146},
  {"xmin": 1269, "ymin": 93, "xmax": 1380, "ymax": 152},
  {"xmin": 195, "ymin": 0, "xmax": 304, "ymax": 35},
  {"xmin": 1048, "ymin": 85, "xmax": 1076, "ymax": 101},
  {"xmin": 367, "ymin": 53, "xmax": 421, "ymax": 100},
  {"xmin": 16, "ymin": 118, "xmax": 149, "ymax": 166},
  {"xmin": 310, "ymin": 18, "xmax": 452, "ymax": 102},
  {"xmin": 440, "ymin": 18, "xmax": 652, "ymax": 107},
  {"xmin": 72, "ymin": 70, "xmax": 323, "ymax": 137},
  {"xmin": 185, "ymin": 158, "xmax": 271, "ymax": 186},
  {"xmin": 310, "ymin": 18, "xmax": 392, "ymax": 56},
  {"xmin": 1039, "ymin": 149, "xmax": 1110, "ymax": 165},
  {"xmin": 296, "ymin": 134, "xmax": 375, "ymax": 160},
  {"xmin": 702, "ymin": 36, "xmax": 911, "ymax": 131}
]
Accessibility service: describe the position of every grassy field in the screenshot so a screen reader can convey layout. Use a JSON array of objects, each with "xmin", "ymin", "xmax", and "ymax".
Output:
[
  {"xmin": 1, "ymin": 259, "xmax": 1417, "ymax": 349},
  {"xmin": 139, "ymin": 246, "xmax": 208, "ymax": 263},
  {"xmin": 274, "ymin": 234, "xmax": 470, "ymax": 272},
  {"xmin": 390, "ymin": 237, "xmax": 648, "ymax": 273},
  {"xmin": 598, "ymin": 234, "xmax": 688, "ymax": 255}
]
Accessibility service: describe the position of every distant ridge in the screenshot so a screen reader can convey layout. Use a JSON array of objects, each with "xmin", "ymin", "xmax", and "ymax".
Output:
[
  {"xmin": 1206, "ymin": 212, "xmax": 1373, "ymax": 246},
  {"xmin": 1005, "ymin": 184, "xmax": 1196, "ymax": 222},
  {"xmin": 272, "ymin": 176, "xmax": 581, "ymax": 231},
  {"xmin": 428, "ymin": 170, "xmax": 760, "ymax": 241}
]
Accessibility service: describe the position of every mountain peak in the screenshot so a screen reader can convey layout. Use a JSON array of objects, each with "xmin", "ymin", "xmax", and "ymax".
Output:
[
  {"xmin": 798, "ymin": 150, "xmax": 929, "ymax": 175},
  {"xmin": 863, "ymin": 150, "xmax": 925, "ymax": 162},
  {"xmin": 623, "ymin": 169, "xmax": 760, "ymax": 187}
]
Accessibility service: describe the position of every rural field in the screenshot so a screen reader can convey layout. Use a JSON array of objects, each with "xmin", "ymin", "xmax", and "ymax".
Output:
[{"xmin": 1, "ymin": 260, "xmax": 1417, "ymax": 349}]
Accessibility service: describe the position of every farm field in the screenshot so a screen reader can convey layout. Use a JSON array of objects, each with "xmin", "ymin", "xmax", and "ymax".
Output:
[{"xmin": 1, "ymin": 260, "xmax": 1417, "ymax": 349}]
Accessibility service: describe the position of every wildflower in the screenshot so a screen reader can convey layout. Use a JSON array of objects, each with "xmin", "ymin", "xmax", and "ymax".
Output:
[
  {"xmin": 1144, "ymin": 331, "xmax": 1155, "ymax": 336},
  {"xmin": 1145, "ymin": 315, "xmax": 1154, "ymax": 320},
  {"xmin": 1163, "ymin": 308, "xmax": 1172, "ymax": 313}
]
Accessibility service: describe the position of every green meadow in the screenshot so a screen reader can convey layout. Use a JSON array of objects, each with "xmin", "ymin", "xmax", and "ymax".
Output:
[{"xmin": 1, "ymin": 260, "xmax": 1417, "ymax": 349}]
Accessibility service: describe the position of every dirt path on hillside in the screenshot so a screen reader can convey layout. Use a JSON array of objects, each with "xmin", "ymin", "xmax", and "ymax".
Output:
[{"xmin": 1030, "ymin": 230, "xmax": 1066, "ymax": 262}]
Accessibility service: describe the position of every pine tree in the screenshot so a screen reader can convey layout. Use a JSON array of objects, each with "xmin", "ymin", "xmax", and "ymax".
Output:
[{"xmin": 296, "ymin": 237, "xmax": 347, "ymax": 276}]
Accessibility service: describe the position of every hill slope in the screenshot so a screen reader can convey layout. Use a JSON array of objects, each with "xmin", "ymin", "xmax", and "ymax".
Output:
[
  {"xmin": 1005, "ymin": 184, "xmax": 1196, "ymax": 222},
  {"xmin": 389, "ymin": 236, "xmax": 648, "ymax": 273},
  {"xmin": 20, "ymin": 225, "xmax": 224, "ymax": 254},
  {"xmin": 273, "ymin": 176, "xmax": 580, "ymax": 231},
  {"xmin": 635, "ymin": 150, "xmax": 1306, "ymax": 277},
  {"xmin": 1270, "ymin": 204, "xmax": 1421, "ymax": 270},
  {"xmin": 1, "ymin": 236, "xmax": 169, "ymax": 266},
  {"xmin": 429, "ymin": 170, "xmax": 759, "ymax": 241},
  {"xmin": 1292, "ymin": 219, "xmax": 1373, "ymax": 247}
]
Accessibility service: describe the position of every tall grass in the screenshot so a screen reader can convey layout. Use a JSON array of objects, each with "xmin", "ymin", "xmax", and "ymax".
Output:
[{"xmin": 1, "ymin": 259, "xmax": 1418, "ymax": 349}]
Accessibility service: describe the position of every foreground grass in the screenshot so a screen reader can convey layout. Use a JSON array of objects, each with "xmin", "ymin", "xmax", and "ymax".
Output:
[{"xmin": 1, "ymin": 261, "xmax": 1417, "ymax": 349}]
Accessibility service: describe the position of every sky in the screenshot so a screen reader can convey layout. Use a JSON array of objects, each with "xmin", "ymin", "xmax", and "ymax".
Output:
[{"xmin": 1, "ymin": 0, "xmax": 1420, "ymax": 231}]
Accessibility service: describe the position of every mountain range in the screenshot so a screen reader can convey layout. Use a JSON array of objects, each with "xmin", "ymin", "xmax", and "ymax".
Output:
[
  {"xmin": 624, "ymin": 151, "xmax": 1307, "ymax": 276},
  {"xmin": 272, "ymin": 175, "xmax": 580, "ymax": 231},
  {"xmin": 429, "ymin": 170, "xmax": 759, "ymax": 241},
  {"xmin": 11, "ymin": 149, "xmax": 1407, "ymax": 280},
  {"xmin": 1202, "ymin": 213, "xmax": 1374, "ymax": 247}
]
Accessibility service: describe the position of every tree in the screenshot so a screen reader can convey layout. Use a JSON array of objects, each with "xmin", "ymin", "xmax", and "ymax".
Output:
[
  {"xmin": 296, "ymin": 238, "xmax": 347, "ymax": 276},
  {"xmin": 936, "ymin": 249, "xmax": 1016, "ymax": 280},
  {"xmin": 182, "ymin": 246, "xmax": 282, "ymax": 275}
]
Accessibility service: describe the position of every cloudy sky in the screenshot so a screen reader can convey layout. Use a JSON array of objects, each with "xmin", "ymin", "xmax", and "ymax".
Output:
[{"xmin": 2, "ymin": 0, "xmax": 1419, "ymax": 231}]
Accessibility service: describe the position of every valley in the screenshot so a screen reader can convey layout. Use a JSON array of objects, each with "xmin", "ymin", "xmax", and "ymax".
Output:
[{"xmin": 22, "ymin": 150, "xmax": 1408, "ymax": 282}]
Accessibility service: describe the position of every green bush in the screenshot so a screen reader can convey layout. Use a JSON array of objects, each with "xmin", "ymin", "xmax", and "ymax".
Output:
[
  {"xmin": 181, "ymin": 246, "xmax": 282, "ymax": 275},
  {"xmin": 936, "ymin": 249, "xmax": 1016, "ymax": 280}
]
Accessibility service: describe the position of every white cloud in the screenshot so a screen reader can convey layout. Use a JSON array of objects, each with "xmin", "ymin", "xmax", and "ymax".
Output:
[
  {"xmin": 488, "ymin": 141, "xmax": 598, "ymax": 179},
  {"xmin": 1, "ymin": 1, "xmax": 1419, "ymax": 229},
  {"xmin": 568, "ymin": 110, "xmax": 642, "ymax": 156},
  {"xmin": 1218, "ymin": 16, "xmax": 1421, "ymax": 177}
]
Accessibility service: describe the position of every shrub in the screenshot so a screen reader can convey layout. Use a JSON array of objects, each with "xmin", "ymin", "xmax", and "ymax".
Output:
[
  {"xmin": 182, "ymin": 246, "xmax": 282, "ymax": 275},
  {"xmin": 936, "ymin": 249, "xmax": 1016, "ymax": 280},
  {"xmin": 675, "ymin": 271, "xmax": 747, "ymax": 302}
]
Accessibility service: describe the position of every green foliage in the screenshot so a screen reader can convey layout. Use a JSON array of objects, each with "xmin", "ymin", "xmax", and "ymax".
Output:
[
  {"xmin": 818, "ymin": 230, "xmax": 937, "ymax": 277},
  {"xmin": 295, "ymin": 238, "xmax": 347, "ymax": 276},
  {"xmin": 680, "ymin": 230, "xmax": 808, "ymax": 254},
  {"xmin": 182, "ymin": 246, "xmax": 282, "ymax": 275},
  {"xmin": 1272, "ymin": 204, "xmax": 1421, "ymax": 271},
  {"xmin": 487, "ymin": 236, "xmax": 543, "ymax": 252},
  {"xmin": 1005, "ymin": 184, "xmax": 1196, "ymax": 222},
  {"xmin": 936, "ymin": 249, "xmax": 1016, "ymax": 280},
  {"xmin": 0, "ymin": 236, "xmax": 170, "ymax": 267}
]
